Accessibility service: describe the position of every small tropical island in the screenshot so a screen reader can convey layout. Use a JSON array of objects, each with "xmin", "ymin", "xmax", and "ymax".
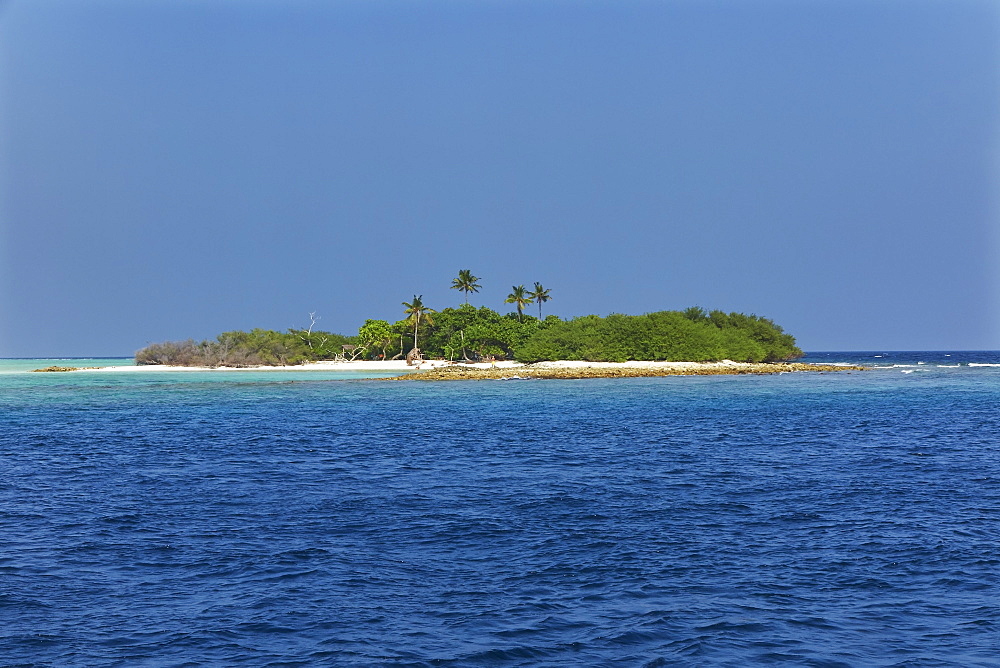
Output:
[{"xmin": 132, "ymin": 270, "xmax": 861, "ymax": 378}]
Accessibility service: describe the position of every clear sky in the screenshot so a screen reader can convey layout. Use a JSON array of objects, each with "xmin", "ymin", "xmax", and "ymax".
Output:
[{"xmin": 1, "ymin": 0, "xmax": 998, "ymax": 357}]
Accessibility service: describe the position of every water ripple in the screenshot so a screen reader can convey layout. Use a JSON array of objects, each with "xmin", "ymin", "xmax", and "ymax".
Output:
[{"xmin": 1, "ymin": 368, "xmax": 999, "ymax": 664}]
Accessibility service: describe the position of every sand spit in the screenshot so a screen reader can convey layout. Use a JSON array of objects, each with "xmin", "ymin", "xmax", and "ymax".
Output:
[
  {"xmin": 67, "ymin": 360, "xmax": 469, "ymax": 373},
  {"xmin": 391, "ymin": 361, "xmax": 866, "ymax": 381},
  {"xmin": 60, "ymin": 359, "xmax": 865, "ymax": 378}
]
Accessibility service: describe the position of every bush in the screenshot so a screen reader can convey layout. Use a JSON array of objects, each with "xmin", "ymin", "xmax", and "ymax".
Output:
[
  {"xmin": 403, "ymin": 304, "xmax": 546, "ymax": 360},
  {"xmin": 515, "ymin": 309, "xmax": 801, "ymax": 363},
  {"xmin": 135, "ymin": 328, "xmax": 355, "ymax": 367},
  {"xmin": 136, "ymin": 307, "xmax": 801, "ymax": 366}
]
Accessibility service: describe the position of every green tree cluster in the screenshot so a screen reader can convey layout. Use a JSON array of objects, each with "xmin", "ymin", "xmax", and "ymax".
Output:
[
  {"xmin": 136, "ymin": 328, "xmax": 355, "ymax": 366},
  {"xmin": 357, "ymin": 319, "xmax": 394, "ymax": 360},
  {"xmin": 378, "ymin": 271, "xmax": 554, "ymax": 360},
  {"xmin": 412, "ymin": 304, "xmax": 546, "ymax": 360},
  {"xmin": 401, "ymin": 295, "xmax": 436, "ymax": 354},
  {"xmin": 502, "ymin": 282, "xmax": 553, "ymax": 321},
  {"xmin": 136, "ymin": 268, "xmax": 802, "ymax": 366},
  {"xmin": 514, "ymin": 310, "xmax": 802, "ymax": 363}
]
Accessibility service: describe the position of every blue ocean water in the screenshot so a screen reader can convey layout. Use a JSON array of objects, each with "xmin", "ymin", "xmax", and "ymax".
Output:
[{"xmin": 1, "ymin": 353, "xmax": 998, "ymax": 666}]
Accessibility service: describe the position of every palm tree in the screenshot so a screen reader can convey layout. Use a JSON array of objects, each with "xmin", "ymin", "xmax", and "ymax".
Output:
[
  {"xmin": 450, "ymin": 269, "xmax": 482, "ymax": 304},
  {"xmin": 402, "ymin": 295, "xmax": 436, "ymax": 357},
  {"xmin": 528, "ymin": 282, "xmax": 551, "ymax": 319},
  {"xmin": 504, "ymin": 285, "xmax": 534, "ymax": 322}
]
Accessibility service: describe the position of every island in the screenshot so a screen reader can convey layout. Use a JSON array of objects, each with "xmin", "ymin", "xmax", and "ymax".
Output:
[{"xmin": 130, "ymin": 270, "xmax": 863, "ymax": 378}]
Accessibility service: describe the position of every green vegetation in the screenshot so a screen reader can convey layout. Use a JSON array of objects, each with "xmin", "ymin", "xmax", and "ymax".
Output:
[
  {"xmin": 357, "ymin": 319, "xmax": 394, "ymax": 360},
  {"xmin": 513, "ymin": 310, "xmax": 800, "ymax": 363},
  {"xmin": 135, "ymin": 270, "xmax": 802, "ymax": 366},
  {"xmin": 402, "ymin": 294, "xmax": 436, "ymax": 358},
  {"xmin": 529, "ymin": 282, "xmax": 552, "ymax": 319},
  {"xmin": 416, "ymin": 304, "xmax": 544, "ymax": 361},
  {"xmin": 450, "ymin": 269, "xmax": 482, "ymax": 304},
  {"xmin": 504, "ymin": 285, "xmax": 533, "ymax": 322},
  {"xmin": 134, "ymin": 328, "xmax": 355, "ymax": 367}
]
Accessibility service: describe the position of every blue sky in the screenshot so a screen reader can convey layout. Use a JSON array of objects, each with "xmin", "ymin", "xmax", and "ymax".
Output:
[{"xmin": 1, "ymin": 0, "xmax": 997, "ymax": 356}]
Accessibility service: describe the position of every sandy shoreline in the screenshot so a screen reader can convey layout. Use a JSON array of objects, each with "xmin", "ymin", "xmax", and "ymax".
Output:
[
  {"xmin": 35, "ymin": 359, "xmax": 512, "ymax": 373},
  {"xmin": 60, "ymin": 360, "xmax": 462, "ymax": 372},
  {"xmin": 39, "ymin": 359, "xmax": 866, "ymax": 378}
]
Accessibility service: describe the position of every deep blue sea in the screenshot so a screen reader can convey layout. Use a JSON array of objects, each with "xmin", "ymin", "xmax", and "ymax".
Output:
[{"xmin": 2, "ymin": 352, "xmax": 998, "ymax": 666}]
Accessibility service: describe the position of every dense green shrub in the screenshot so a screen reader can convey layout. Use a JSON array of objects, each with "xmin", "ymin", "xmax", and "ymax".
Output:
[
  {"xmin": 136, "ymin": 306, "xmax": 801, "ymax": 366},
  {"xmin": 515, "ymin": 310, "xmax": 801, "ymax": 363},
  {"xmin": 135, "ymin": 328, "xmax": 355, "ymax": 366},
  {"xmin": 403, "ymin": 304, "xmax": 545, "ymax": 360}
]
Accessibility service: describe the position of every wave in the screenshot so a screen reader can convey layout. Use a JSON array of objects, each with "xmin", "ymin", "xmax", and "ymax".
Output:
[{"xmin": 968, "ymin": 363, "xmax": 1000, "ymax": 367}]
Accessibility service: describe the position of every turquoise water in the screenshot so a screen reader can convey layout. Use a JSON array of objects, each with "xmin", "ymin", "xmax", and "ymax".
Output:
[
  {"xmin": 2, "ymin": 352, "xmax": 999, "ymax": 665},
  {"xmin": 0, "ymin": 358, "xmax": 136, "ymax": 373},
  {"xmin": 0, "ymin": 358, "xmax": 407, "ymax": 386}
]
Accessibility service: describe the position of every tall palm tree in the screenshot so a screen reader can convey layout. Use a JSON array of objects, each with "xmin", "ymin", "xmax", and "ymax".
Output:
[
  {"xmin": 402, "ymin": 295, "xmax": 436, "ymax": 356},
  {"xmin": 504, "ymin": 285, "xmax": 534, "ymax": 322},
  {"xmin": 450, "ymin": 269, "xmax": 482, "ymax": 304},
  {"xmin": 528, "ymin": 282, "xmax": 551, "ymax": 319}
]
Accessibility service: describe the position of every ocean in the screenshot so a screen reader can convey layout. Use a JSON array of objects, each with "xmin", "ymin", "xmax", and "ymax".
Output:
[{"xmin": 1, "ymin": 352, "xmax": 998, "ymax": 666}]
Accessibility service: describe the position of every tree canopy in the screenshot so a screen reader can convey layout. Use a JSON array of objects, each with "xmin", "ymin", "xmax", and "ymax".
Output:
[
  {"xmin": 514, "ymin": 310, "xmax": 801, "ymax": 363},
  {"xmin": 450, "ymin": 269, "xmax": 482, "ymax": 304},
  {"xmin": 134, "ymin": 328, "xmax": 354, "ymax": 367},
  {"xmin": 504, "ymin": 285, "xmax": 533, "ymax": 322},
  {"xmin": 529, "ymin": 282, "xmax": 552, "ymax": 319},
  {"xmin": 135, "ymin": 270, "xmax": 802, "ymax": 365}
]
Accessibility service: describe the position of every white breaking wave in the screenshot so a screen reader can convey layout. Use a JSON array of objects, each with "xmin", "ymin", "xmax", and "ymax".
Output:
[{"xmin": 968, "ymin": 363, "xmax": 1000, "ymax": 367}]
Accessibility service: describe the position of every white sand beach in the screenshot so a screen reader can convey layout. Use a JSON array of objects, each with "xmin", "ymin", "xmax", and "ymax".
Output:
[
  {"xmin": 81, "ymin": 359, "xmax": 780, "ymax": 373},
  {"xmin": 29, "ymin": 358, "xmax": 863, "ymax": 380},
  {"xmin": 81, "ymin": 359, "xmax": 523, "ymax": 372}
]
